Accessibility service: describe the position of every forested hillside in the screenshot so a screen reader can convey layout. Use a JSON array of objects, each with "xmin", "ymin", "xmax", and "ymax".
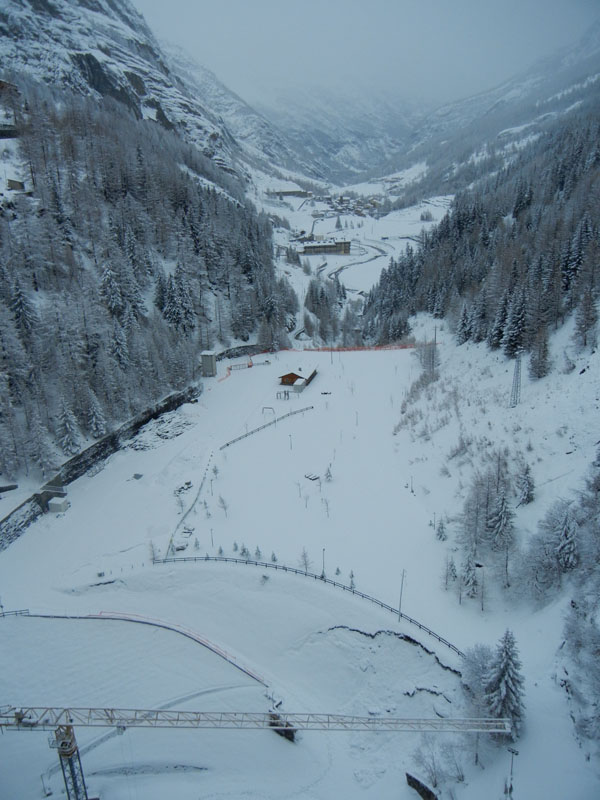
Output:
[
  {"xmin": 362, "ymin": 99, "xmax": 600, "ymax": 741},
  {"xmin": 363, "ymin": 104, "xmax": 600, "ymax": 362},
  {"xmin": 0, "ymin": 80, "xmax": 296, "ymax": 478}
]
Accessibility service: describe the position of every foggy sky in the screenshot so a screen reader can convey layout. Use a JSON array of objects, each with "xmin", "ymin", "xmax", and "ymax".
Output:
[{"xmin": 132, "ymin": 0, "xmax": 599, "ymax": 107}]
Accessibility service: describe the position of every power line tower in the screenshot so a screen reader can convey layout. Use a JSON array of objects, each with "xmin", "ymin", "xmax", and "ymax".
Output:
[
  {"xmin": 49, "ymin": 725, "xmax": 89, "ymax": 800},
  {"xmin": 509, "ymin": 352, "xmax": 522, "ymax": 408}
]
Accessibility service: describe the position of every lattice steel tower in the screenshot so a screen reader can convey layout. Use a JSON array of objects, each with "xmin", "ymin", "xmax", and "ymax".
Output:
[{"xmin": 49, "ymin": 725, "xmax": 89, "ymax": 800}]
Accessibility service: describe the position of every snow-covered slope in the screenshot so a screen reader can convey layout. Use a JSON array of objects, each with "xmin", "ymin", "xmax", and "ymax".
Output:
[
  {"xmin": 0, "ymin": 0, "xmax": 243, "ymax": 173},
  {"xmin": 163, "ymin": 45, "xmax": 321, "ymax": 179},
  {"xmin": 374, "ymin": 18, "xmax": 600, "ymax": 195},
  {"xmin": 1, "ymin": 322, "xmax": 599, "ymax": 798},
  {"xmin": 255, "ymin": 83, "xmax": 425, "ymax": 184}
]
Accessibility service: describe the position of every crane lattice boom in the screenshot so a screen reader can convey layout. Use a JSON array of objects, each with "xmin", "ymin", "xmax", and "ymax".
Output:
[{"xmin": 1, "ymin": 705, "xmax": 511, "ymax": 734}]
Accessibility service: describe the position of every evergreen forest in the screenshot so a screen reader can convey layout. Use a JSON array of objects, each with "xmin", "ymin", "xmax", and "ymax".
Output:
[{"xmin": 0, "ymin": 81, "xmax": 297, "ymax": 477}]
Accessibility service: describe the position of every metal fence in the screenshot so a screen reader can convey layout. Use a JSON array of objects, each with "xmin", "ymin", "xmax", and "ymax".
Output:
[
  {"xmin": 153, "ymin": 555, "xmax": 465, "ymax": 658},
  {"xmin": 220, "ymin": 406, "xmax": 314, "ymax": 450}
]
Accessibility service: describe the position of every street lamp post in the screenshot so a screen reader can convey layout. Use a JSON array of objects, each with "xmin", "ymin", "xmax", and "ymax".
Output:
[
  {"xmin": 398, "ymin": 569, "xmax": 406, "ymax": 621},
  {"xmin": 475, "ymin": 562, "xmax": 485, "ymax": 611},
  {"xmin": 321, "ymin": 548, "xmax": 326, "ymax": 579},
  {"xmin": 506, "ymin": 747, "xmax": 518, "ymax": 798}
]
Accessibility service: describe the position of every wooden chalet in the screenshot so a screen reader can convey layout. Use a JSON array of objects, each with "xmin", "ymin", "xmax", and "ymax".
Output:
[{"xmin": 278, "ymin": 367, "xmax": 318, "ymax": 392}]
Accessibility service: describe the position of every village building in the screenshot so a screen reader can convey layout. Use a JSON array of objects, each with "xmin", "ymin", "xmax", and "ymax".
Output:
[
  {"xmin": 266, "ymin": 189, "xmax": 311, "ymax": 199},
  {"xmin": 278, "ymin": 367, "xmax": 318, "ymax": 392},
  {"xmin": 302, "ymin": 241, "xmax": 351, "ymax": 256}
]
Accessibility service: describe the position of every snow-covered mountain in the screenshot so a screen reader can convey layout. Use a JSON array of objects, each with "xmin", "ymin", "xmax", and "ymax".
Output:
[
  {"xmin": 3, "ymin": 0, "xmax": 598, "ymax": 194},
  {"xmin": 254, "ymin": 83, "xmax": 426, "ymax": 184},
  {"xmin": 372, "ymin": 17, "xmax": 600, "ymax": 197},
  {"xmin": 162, "ymin": 45, "xmax": 321, "ymax": 180},
  {"xmin": 0, "ymin": 0, "xmax": 244, "ymax": 175}
]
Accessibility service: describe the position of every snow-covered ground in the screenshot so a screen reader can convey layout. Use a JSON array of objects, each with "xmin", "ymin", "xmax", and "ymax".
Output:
[
  {"xmin": 248, "ymin": 165, "xmax": 451, "ymax": 302},
  {"xmin": 1, "ymin": 312, "xmax": 599, "ymax": 798}
]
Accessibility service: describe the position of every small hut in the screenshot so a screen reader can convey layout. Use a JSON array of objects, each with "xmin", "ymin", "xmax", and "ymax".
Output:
[
  {"xmin": 278, "ymin": 367, "xmax": 317, "ymax": 393},
  {"xmin": 201, "ymin": 351, "xmax": 217, "ymax": 377}
]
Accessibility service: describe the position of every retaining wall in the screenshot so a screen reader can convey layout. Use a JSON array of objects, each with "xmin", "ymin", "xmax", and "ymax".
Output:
[{"xmin": 0, "ymin": 385, "xmax": 200, "ymax": 551}]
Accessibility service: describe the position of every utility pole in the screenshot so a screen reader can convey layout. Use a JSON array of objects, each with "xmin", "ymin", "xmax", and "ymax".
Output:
[
  {"xmin": 510, "ymin": 352, "xmax": 522, "ymax": 408},
  {"xmin": 505, "ymin": 746, "xmax": 519, "ymax": 797},
  {"xmin": 475, "ymin": 563, "xmax": 485, "ymax": 612},
  {"xmin": 398, "ymin": 569, "xmax": 406, "ymax": 621}
]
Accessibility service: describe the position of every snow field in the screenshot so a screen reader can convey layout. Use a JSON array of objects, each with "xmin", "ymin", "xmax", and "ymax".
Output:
[{"xmin": 1, "ymin": 319, "xmax": 600, "ymax": 798}]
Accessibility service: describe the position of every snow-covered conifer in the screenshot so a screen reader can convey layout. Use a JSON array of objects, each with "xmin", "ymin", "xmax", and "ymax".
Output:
[
  {"xmin": 556, "ymin": 506, "xmax": 579, "ymax": 572},
  {"xmin": 58, "ymin": 399, "xmax": 81, "ymax": 456},
  {"xmin": 501, "ymin": 290, "xmax": 526, "ymax": 358},
  {"xmin": 484, "ymin": 630, "xmax": 525, "ymax": 739},
  {"xmin": 461, "ymin": 554, "xmax": 478, "ymax": 599},
  {"xmin": 27, "ymin": 408, "xmax": 55, "ymax": 477},
  {"xmin": 99, "ymin": 266, "xmax": 124, "ymax": 316},
  {"xmin": 529, "ymin": 327, "xmax": 550, "ymax": 379},
  {"xmin": 436, "ymin": 518, "xmax": 447, "ymax": 540},
  {"xmin": 516, "ymin": 464, "xmax": 534, "ymax": 506},
  {"xmin": 11, "ymin": 279, "xmax": 38, "ymax": 342},
  {"xmin": 488, "ymin": 491, "xmax": 514, "ymax": 552},
  {"xmin": 456, "ymin": 303, "xmax": 471, "ymax": 345}
]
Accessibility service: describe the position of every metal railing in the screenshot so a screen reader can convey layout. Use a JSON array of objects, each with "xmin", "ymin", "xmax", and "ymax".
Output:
[
  {"xmin": 153, "ymin": 555, "xmax": 465, "ymax": 658},
  {"xmin": 220, "ymin": 406, "xmax": 314, "ymax": 450},
  {"xmin": 0, "ymin": 609, "xmax": 30, "ymax": 617}
]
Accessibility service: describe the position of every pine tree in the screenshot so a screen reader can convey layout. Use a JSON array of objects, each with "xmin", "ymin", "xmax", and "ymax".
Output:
[
  {"xmin": 488, "ymin": 289, "xmax": 510, "ymax": 349},
  {"xmin": 448, "ymin": 556, "xmax": 457, "ymax": 583},
  {"xmin": 516, "ymin": 464, "xmax": 534, "ymax": 506},
  {"xmin": 574, "ymin": 288, "xmax": 598, "ymax": 349},
  {"xmin": 86, "ymin": 390, "xmax": 107, "ymax": 439},
  {"xmin": 528, "ymin": 326, "xmax": 550, "ymax": 379},
  {"xmin": 461, "ymin": 554, "xmax": 478, "ymax": 599},
  {"xmin": 57, "ymin": 399, "xmax": 81, "ymax": 456},
  {"xmin": 99, "ymin": 266, "xmax": 124, "ymax": 316},
  {"xmin": 110, "ymin": 320, "xmax": 129, "ymax": 370},
  {"xmin": 456, "ymin": 303, "xmax": 472, "ymax": 345},
  {"xmin": 153, "ymin": 273, "xmax": 167, "ymax": 312},
  {"xmin": 436, "ymin": 518, "xmax": 447, "ymax": 540},
  {"xmin": 501, "ymin": 289, "xmax": 526, "ymax": 358},
  {"xmin": 470, "ymin": 291, "xmax": 488, "ymax": 343},
  {"xmin": 488, "ymin": 492, "xmax": 514, "ymax": 552},
  {"xmin": 27, "ymin": 408, "xmax": 55, "ymax": 477},
  {"xmin": 11, "ymin": 279, "xmax": 39, "ymax": 343},
  {"xmin": 484, "ymin": 629, "xmax": 525, "ymax": 739},
  {"xmin": 556, "ymin": 506, "xmax": 578, "ymax": 571}
]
